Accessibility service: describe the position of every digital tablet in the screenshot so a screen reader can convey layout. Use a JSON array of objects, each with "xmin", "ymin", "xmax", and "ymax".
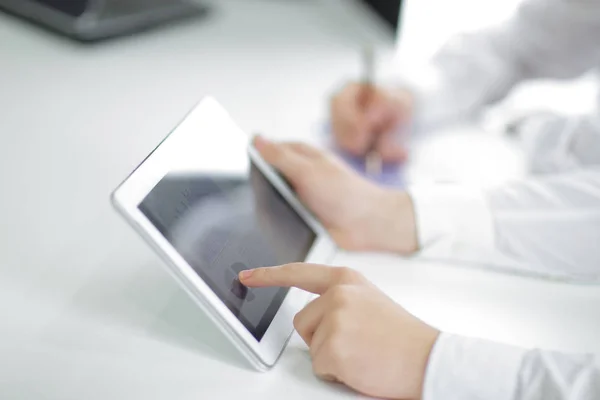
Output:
[{"xmin": 111, "ymin": 98, "xmax": 336, "ymax": 371}]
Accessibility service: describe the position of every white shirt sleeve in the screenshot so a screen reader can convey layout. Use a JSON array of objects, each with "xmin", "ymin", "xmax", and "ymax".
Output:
[
  {"xmin": 409, "ymin": 166, "xmax": 600, "ymax": 282},
  {"xmin": 401, "ymin": 0, "xmax": 600, "ymax": 130},
  {"xmin": 424, "ymin": 333, "xmax": 600, "ymax": 400}
]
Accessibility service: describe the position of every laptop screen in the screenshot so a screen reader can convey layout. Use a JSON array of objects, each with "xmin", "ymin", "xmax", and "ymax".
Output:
[
  {"xmin": 359, "ymin": 0, "xmax": 402, "ymax": 33},
  {"xmin": 32, "ymin": 0, "xmax": 89, "ymax": 17}
]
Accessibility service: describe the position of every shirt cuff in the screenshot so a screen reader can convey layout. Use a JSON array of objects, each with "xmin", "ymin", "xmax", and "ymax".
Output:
[
  {"xmin": 408, "ymin": 185, "xmax": 496, "ymax": 251},
  {"xmin": 423, "ymin": 333, "xmax": 526, "ymax": 400}
]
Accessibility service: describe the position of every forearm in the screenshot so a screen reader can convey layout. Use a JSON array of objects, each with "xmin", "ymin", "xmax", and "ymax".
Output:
[
  {"xmin": 487, "ymin": 168, "xmax": 600, "ymax": 281},
  {"xmin": 424, "ymin": 334, "xmax": 600, "ymax": 400},
  {"xmin": 407, "ymin": 167, "xmax": 600, "ymax": 282},
  {"xmin": 398, "ymin": 28, "xmax": 522, "ymax": 131},
  {"xmin": 397, "ymin": 30, "xmax": 522, "ymax": 131},
  {"xmin": 375, "ymin": 190, "xmax": 419, "ymax": 255}
]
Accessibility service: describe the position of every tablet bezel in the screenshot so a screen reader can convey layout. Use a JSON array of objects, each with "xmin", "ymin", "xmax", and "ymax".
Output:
[{"xmin": 111, "ymin": 97, "xmax": 336, "ymax": 370}]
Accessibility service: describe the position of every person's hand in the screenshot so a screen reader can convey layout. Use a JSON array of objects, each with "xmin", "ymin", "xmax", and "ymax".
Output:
[
  {"xmin": 330, "ymin": 83, "xmax": 413, "ymax": 162},
  {"xmin": 253, "ymin": 137, "xmax": 418, "ymax": 254},
  {"xmin": 240, "ymin": 263, "xmax": 440, "ymax": 400}
]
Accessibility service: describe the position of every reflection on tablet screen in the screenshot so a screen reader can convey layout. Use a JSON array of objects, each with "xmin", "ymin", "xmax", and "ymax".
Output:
[{"xmin": 138, "ymin": 162, "xmax": 315, "ymax": 340}]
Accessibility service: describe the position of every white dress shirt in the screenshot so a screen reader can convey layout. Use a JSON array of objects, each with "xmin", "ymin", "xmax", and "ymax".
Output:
[{"xmin": 401, "ymin": 0, "xmax": 600, "ymax": 398}]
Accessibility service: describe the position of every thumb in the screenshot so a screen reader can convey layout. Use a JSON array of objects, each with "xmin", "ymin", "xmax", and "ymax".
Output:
[{"xmin": 253, "ymin": 136, "xmax": 306, "ymax": 184}]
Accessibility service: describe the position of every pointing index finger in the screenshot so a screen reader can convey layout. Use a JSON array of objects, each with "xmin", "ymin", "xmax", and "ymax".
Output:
[{"xmin": 239, "ymin": 263, "xmax": 351, "ymax": 295}]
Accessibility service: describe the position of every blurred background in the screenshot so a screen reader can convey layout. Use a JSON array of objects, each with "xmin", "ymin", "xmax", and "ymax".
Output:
[
  {"xmin": 2, "ymin": 0, "xmax": 596, "ymax": 191},
  {"xmin": 1, "ymin": 1, "xmax": 599, "ymax": 399}
]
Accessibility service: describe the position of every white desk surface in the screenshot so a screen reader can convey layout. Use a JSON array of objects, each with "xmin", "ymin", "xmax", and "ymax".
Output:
[{"xmin": 0, "ymin": 1, "xmax": 599, "ymax": 399}]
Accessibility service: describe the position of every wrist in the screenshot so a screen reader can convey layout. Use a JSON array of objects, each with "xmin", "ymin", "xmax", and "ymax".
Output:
[
  {"xmin": 392, "ymin": 312, "xmax": 441, "ymax": 400},
  {"xmin": 407, "ymin": 185, "xmax": 495, "ymax": 252},
  {"xmin": 413, "ymin": 327, "xmax": 441, "ymax": 400},
  {"xmin": 372, "ymin": 189, "xmax": 418, "ymax": 255}
]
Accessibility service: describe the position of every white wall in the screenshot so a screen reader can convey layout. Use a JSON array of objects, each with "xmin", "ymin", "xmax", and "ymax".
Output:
[
  {"xmin": 394, "ymin": 0, "xmax": 598, "ymax": 117},
  {"xmin": 398, "ymin": 0, "xmax": 523, "ymax": 62}
]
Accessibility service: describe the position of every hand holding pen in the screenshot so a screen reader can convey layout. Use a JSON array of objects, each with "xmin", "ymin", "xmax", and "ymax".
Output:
[{"xmin": 330, "ymin": 48, "xmax": 413, "ymax": 169}]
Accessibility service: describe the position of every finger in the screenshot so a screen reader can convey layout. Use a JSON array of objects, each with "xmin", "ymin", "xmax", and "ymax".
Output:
[
  {"xmin": 333, "ymin": 122, "xmax": 371, "ymax": 156},
  {"xmin": 364, "ymin": 100, "xmax": 389, "ymax": 128},
  {"xmin": 317, "ymin": 373, "xmax": 339, "ymax": 383},
  {"xmin": 284, "ymin": 142, "xmax": 322, "ymax": 159},
  {"xmin": 337, "ymin": 87, "xmax": 404, "ymax": 156},
  {"xmin": 363, "ymin": 86, "xmax": 394, "ymax": 121},
  {"xmin": 253, "ymin": 136, "xmax": 307, "ymax": 182},
  {"xmin": 376, "ymin": 132, "xmax": 408, "ymax": 163},
  {"xmin": 309, "ymin": 317, "xmax": 339, "ymax": 381},
  {"xmin": 331, "ymin": 87, "xmax": 372, "ymax": 156},
  {"xmin": 373, "ymin": 101, "xmax": 400, "ymax": 130},
  {"xmin": 240, "ymin": 264, "xmax": 356, "ymax": 295},
  {"xmin": 293, "ymin": 295, "xmax": 327, "ymax": 346},
  {"xmin": 313, "ymin": 359, "xmax": 339, "ymax": 384},
  {"xmin": 331, "ymin": 111, "xmax": 369, "ymax": 153}
]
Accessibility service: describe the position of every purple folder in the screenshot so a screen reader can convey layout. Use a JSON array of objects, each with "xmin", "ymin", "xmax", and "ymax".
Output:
[{"xmin": 321, "ymin": 122, "xmax": 406, "ymax": 188}]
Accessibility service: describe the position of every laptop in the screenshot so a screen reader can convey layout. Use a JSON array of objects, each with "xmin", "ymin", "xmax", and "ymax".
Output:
[
  {"xmin": 0, "ymin": 0, "xmax": 209, "ymax": 41},
  {"xmin": 360, "ymin": 0, "xmax": 403, "ymax": 34}
]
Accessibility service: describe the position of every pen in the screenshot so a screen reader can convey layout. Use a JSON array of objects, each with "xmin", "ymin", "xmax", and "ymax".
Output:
[{"xmin": 361, "ymin": 45, "xmax": 383, "ymax": 177}]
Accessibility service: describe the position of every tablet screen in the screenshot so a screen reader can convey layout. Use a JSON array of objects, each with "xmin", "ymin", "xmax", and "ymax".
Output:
[{"xmin": 138, "ymin": 162, "xmax": 316, "ymax": 341}]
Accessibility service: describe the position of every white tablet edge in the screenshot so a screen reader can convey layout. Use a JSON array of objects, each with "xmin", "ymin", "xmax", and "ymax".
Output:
[{"xmin": 111, "ymin": 97, "xmax": 337, "ymax": 370}]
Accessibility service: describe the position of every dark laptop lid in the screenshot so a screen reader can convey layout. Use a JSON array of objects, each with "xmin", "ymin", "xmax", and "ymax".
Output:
[
  {"xmin": 360, "ymin": 0, "xmax": 402, "ymax": 33},
  {"xmin": 0, "ymin": 0, "xmax": 206, "ymax": 42},
  {"xmin": 30, "ymin": 0, "xmax": 91, "ymax": 17}
]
